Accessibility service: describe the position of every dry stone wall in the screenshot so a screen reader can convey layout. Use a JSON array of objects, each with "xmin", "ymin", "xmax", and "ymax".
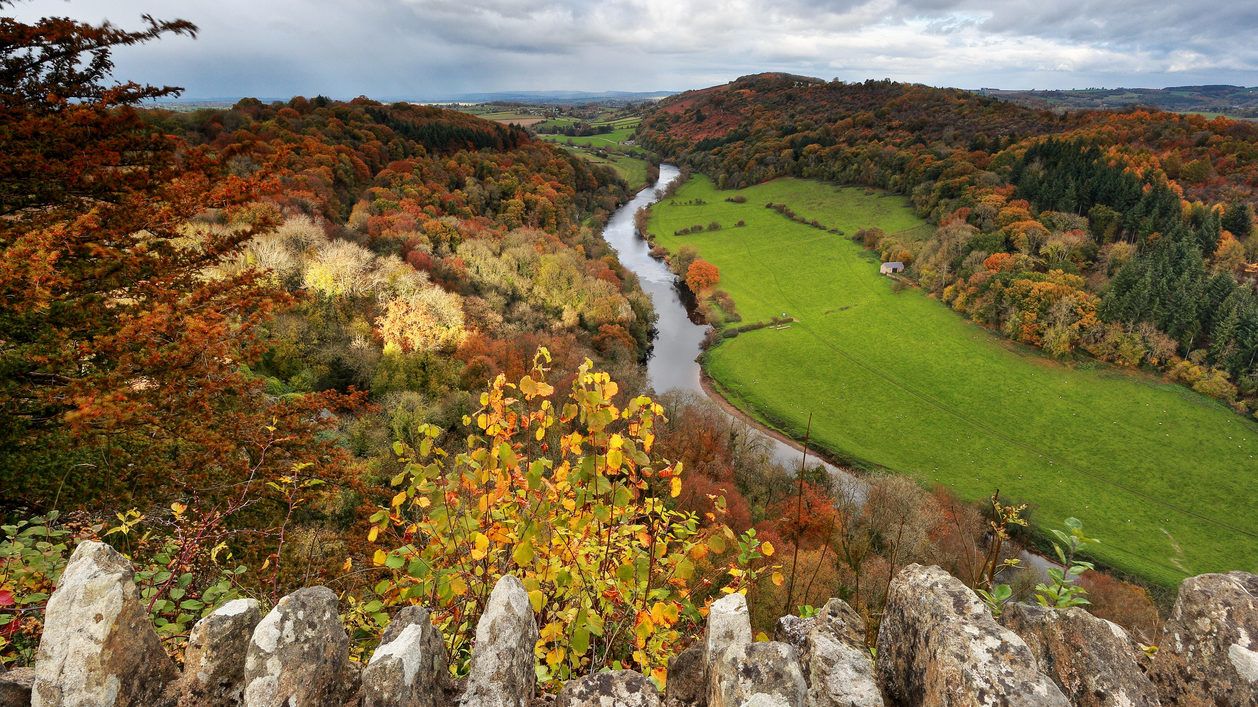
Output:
[{"xmin": 5, "ymin": 542, "xmax": 1254, "ymax": 707}]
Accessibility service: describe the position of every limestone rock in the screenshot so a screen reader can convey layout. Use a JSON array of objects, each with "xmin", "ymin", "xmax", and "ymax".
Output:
[
  {"xmin": 773, "ymin": 615, "xmax": 812, "ymax": 650},
  {"xmin": 555, "ymin": 670, "xmax": 661, "ymax": 707},
  {"xmin": 708, "ymin": 641, "xmax": 806, "ymax": 707},
  {"xmin": 798, "ymin": 599, "xmax": 882, "ymax": 707},
  {"xmin": 1149, "ymin": 570, "xmax": 1257, "ymax": 706},
  {"xmin": 740, "ymin": 695, "xmax": 791, "ymax": 707},
  {"xmin": 241, "ymin": 586, "xmax": 356, "ymax": 707},
  {"xmin": 361, "ymin": 605, "xmax": 451, "ymax": 707},
  {"xmin": 808, "ymin": 598, "xmax": 865, "ymax": 649},
  {"xmin": 875, "ymin": 564, "xmax": 1067, "ymax": 706},
  {"xmin": 704, "ymin": 593, "xmax": 752, "ymax": 664},
  {"xmin": 31, "ymin": 540, "xmax": 178, "ymax": 707},
  {"xmin": 1000, "ymin": 602, "xmax": 1157, "ymax": 707},
  {"xmin": 179, "ymin": 598, "xmax": 261, "ymax": 707},
  {"xmin": 460, "ymin": 575, "xmax": 539, "ymax": 707},
  {"xmin": 664, "ymin": 641, "xmax": 705, "ymax": 707},
  {"xmin": 0, "ymin": 667, "xmax": 34, "ymax": 707}
]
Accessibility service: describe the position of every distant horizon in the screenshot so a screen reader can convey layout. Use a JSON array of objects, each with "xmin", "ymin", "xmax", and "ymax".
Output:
[
  {"xmin": 152, "ymin": 80, "xmax": 1258, "ymax": 105},
  {"xmin": 11, "ymin": 1, "xmax": 1258, "ymax": 101}
]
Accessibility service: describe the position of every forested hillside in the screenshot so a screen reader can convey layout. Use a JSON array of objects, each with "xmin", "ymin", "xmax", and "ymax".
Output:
[
  {"xmin": 0, "ymin": 11, "xmax": 706, "ymax": 667},
  {"xmin": 639, "ymin": 73, "xmax": 1258, "ymax": 416},
  {"xmin": 3, "ymin": 94, "xmax": 655, "ymax": 507}
]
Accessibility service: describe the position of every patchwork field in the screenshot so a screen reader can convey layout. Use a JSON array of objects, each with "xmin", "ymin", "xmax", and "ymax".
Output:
[
  {"xmin": 479, "ymin": 111, "xmax": 545, "ymax": 127},
  {"xmin": 557, "ymin": 148, "xmax": 649, "ymax": 189},
  {"xmin": 648, "ymin": 175, "xmax": 1258, "ymax": 587},
  {"xmin": 538, "ymin": 117, "xmax": 651, "ymax": 189},
  {"xmin": 537, "ymin": 120, "xmax": 640, "ymax": 147}
]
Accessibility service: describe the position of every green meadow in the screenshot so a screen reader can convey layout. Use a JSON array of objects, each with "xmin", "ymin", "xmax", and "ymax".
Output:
[
  {"xmin": 538, "ymin": 117, "xmax": 650, "ymax": 189},
  {"xmin": 648, "ymin": 175, "xmax": 1258, "ymax": 587},
  {"xmin": 555, "ymin": 145, "xmax": 650, "ymax": 189},
  {"xmin": 537, "ymin": 118, "xmax": 640, "ymax": 147}
]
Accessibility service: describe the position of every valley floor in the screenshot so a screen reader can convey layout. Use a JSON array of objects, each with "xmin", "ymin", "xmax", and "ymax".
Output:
[{"xmin": 647, "ymin": 175, "xmax": 1258, "ymax": 587}]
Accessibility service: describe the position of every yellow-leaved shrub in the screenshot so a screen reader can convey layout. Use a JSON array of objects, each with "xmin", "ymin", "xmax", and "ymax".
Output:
[{"xmin": 366, "ymin": 348, "xmax": 772, "ymax": 689}]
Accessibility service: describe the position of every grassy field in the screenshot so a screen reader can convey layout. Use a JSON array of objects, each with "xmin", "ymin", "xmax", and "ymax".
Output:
[
  {"xmin": 537, "ymin": 122, "xmax": 639, "ymax": 148},
  {"xmin": 554, "ymin": 145, "xmax": 650, "ymax": 190},
  {"xmin": 538, "ymin": 117, "xmax": 650, "ymax": 190},
  {"xmin": 648, "ymin": 175, "xmax": 1258, "ymax": 587},
  {"xmin": 479, "ymin": 111, "xmax": 545, "ymax": 127}
]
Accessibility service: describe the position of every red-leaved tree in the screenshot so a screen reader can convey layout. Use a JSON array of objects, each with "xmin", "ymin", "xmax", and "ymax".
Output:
[
  {"xmin": 0, "ymin": 4, "xmax": 355, "ymax": 509},
  {"xmin": 685, "ymin": 258, "xmax": 720, "ymax": 293}
]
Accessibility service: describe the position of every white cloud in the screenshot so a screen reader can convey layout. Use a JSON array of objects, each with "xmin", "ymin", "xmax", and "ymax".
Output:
[{"xmin": 11, "ymin": 0, "xmax": 1258, "ymax": 97}]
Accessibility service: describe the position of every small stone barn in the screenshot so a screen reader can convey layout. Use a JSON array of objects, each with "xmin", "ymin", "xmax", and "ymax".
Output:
[{"xmin": 880, "ymin": 261, "xmax": 905, "ymax": 276}]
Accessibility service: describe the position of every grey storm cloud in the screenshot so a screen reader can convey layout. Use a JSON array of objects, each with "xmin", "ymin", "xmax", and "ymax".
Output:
[{"xmin": 13, "ymin": 0, "xmax": 1258, "ymax": 99}]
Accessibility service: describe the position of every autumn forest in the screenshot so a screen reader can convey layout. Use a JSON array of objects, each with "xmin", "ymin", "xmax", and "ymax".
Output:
[{"xmin": 1, "ymin": 3, "xmax": 1256, "ymax": 698}]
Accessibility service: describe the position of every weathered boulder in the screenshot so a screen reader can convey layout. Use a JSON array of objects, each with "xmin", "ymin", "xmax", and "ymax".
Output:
[
  {"xmin": 773, "ymin": 614, "xmax": 812, "ymax": 650},
  {"xmin": 555, "ymin": 670, "xmax": 661, "ymax": 707},
  {"xmin": 740, "ymin": 696, "xmax": 792, "ymax": 707},
  {"xmin": 361, "ymin": 605, "xmax": 451, "ymax": 707},
  {"xmin": 178, "ymin": 598, "xmax": 261, "ymax": 707},
  {"xmin": 875, "ymin": 564, "xmax": 1067, "ymax": 706},
  {"xmin": 1000, "ymin": 602, "xmax": 1157, "ymax": 707},
  {"xmin": 241, "ymin": 586, "xmax": 356, "ymax": 707},
  {"xmin": 797, "ymin": 599, "xmax": 882, "ymax": 707},
  {"xmin": 0, "ymin": 666, "xmax": 34, "ymax": 707},
  {"xmin": 664, "ymin": 641, "xmax": 705, "ymax": 707},
  {"xmin": 705, "ymin": 592, "xmax": 800, "ymax": 707},
  {"xmin": 808, "ymin": 598, "xmax": 865, "ymax": 648},
  {"xmin": 1149, "ymin": 570, "xmax": 1257, "ymax": 706},
  {"xmin": 31, "ymin": 540, "xmax": 178, "ymax": 707},
  {"xmin": 704, "ymin": 593, "xmax": 752, "ymax": 664},
  {"xmin": 459, "ymin": 575, "xmax": 540, "ymax": 707},
  {"xmin": 708, "ymin": 641, "xmax": 806, "ymax": 707}
]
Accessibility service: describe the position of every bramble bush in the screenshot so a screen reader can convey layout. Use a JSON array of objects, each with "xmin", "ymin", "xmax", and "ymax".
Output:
[
  {"xmin": 365, "ymin": 348, "xmax": 774, "ymax": 688},
  {"xmin": 0, "ymin": 507, "xmax": 248, "ymax": 667},
  {"xmin": 0, "ymin": 512, "xmax": 81, "ymax": 666}
]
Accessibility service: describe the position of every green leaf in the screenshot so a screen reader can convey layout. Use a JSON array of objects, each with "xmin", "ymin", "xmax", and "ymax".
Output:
[
  {"xmin": 497, "ymin": 442, "xmax": 517, "ymax": 468},
  {"xmin": 675, "ymin": 557, "xmax": 695, "ymax": 581},
  {"xmin": 527, "ymin": 460, "xmax": 547, "ymax": 490},
  {"xmin": 613, "ymin": 486, "xmax": 632, "ymax": 508},
  {"xmin": 407, "ymin": 558, "xmax": 431, "ymax": 579},
  {"xmin": 593, "ymin": 503, "xmax": 611, "ymax": 523},
  {"xmin": 707, "ymin": 534, "xmax": 727, "ymax": 554},
  {"xmin": 572, "ymin": 624, "xmax": 590, "ymax": 656},
  {"xmin": 1053, "ymin": 544, "xmax": 1068, "ymax": 565},
  {"xmin": 513, "ymin": 539, "xmax": 535, "ymax": 566},
  {"xmin": 586, "ymin": 610, "xmax": 605, "ymax": 637}
]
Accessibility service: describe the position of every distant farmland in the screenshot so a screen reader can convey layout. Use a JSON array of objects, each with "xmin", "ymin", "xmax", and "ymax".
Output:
[{"xmin": 537, "ymin": 117, "xmax": 651, "ymax": 189}]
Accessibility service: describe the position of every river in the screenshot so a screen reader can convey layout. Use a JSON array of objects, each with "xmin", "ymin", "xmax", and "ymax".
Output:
[
  {"xmin": 601, "ymin": 164, "xmax": 857, "ymax": 486},
  {"xmin": 600, "ymin": 165, "xmax": 1060, "ymax": 577}
]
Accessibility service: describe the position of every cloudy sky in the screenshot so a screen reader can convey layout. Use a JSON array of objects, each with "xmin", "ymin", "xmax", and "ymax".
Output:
[{"xmin": 17, "ymin": 0, "xmax": 1258, "ymax": 99}]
